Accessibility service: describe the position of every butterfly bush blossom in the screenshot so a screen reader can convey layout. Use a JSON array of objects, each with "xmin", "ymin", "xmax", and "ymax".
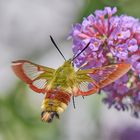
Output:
[{"xmin": 70, "ymin": 7, "xmax": 140, "ymax": 117}]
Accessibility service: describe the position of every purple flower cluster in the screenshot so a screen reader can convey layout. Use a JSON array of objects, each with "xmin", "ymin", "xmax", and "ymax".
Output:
[{"xmin": 70, "ymin": 7, "xmax": 140, "ymax": 117}]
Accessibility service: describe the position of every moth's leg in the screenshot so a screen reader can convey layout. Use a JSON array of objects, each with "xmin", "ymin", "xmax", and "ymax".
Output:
[
  {"xmin": 72, "ymin": 96, "xmax": 76, "ymax": 109},
  {"xmin": 82, "ymin": 96, "xmax": 85, "ymax": 99},
  {"xmin": 77, "ymin": 62, "xmax": 88, "ymax": 71}
]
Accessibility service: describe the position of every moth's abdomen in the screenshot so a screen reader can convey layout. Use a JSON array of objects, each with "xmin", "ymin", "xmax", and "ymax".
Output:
[{"xmin": 41, "ymin": 90, "xmax": 71, "ymax": 122}]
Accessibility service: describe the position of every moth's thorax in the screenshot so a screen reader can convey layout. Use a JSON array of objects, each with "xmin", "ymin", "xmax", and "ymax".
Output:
[
  {"xmin": 41, "ymin": 90, "xmax": 71, "ymax": 122},
  {"xmin": 47, "ymin": 60, "xmax": 76, "ymax": 92}
]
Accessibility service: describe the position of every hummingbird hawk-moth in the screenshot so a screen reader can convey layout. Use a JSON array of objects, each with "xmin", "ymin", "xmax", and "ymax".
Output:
[{"xmin": 12, "ymin": 36, "xmax": 131, "ymax": 122}]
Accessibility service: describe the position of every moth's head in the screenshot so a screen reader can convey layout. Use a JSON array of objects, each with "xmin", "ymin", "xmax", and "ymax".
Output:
[
  {"xmin": 63, "ymin": 59, "xmax": 74, "ymax": 67},
  {"xmin": 41, "ymin": 111, "xmax": 59, "ymax": 123}
]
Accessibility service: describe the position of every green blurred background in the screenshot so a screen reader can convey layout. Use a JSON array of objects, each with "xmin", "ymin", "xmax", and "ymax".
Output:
[{"xmin": 1, "ymin": 0, "xmax": 140, "ymax": 140}]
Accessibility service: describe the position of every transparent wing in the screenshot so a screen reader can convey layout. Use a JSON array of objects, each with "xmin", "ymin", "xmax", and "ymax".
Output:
[
  {"xmin": 75, "ymin": 63, "xmax": 131, "ymax": 96},
  {"xmin": 12, "ymin": 60, "xmax": 55, "ymax": 93}
]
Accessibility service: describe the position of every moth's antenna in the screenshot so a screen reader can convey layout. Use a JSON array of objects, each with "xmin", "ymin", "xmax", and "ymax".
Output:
[
  {"xmin": 72, "ymin": 42, "xmax": 90, "ymax": 61},
  {"xmin": 50, "ymin": 36, "xmax": 66, "ymax": 61},
  {"xmin": 72, "ymin": 96, "xmax": 76, "ymax": 109}
]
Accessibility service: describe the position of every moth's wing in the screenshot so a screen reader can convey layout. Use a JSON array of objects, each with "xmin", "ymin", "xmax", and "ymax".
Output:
[
  {"xmin": 12, "ymin": 60, "xmax": 55, "ymax": 93},
  {"xmin": 75, "ymin": 63, "xmax": 131, "ymax": 96}
]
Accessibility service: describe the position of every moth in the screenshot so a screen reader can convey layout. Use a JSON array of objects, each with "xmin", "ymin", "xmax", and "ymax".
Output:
[{"xmin": 12, "ymin": 36, "xmax": 131, "ymax": 123}]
